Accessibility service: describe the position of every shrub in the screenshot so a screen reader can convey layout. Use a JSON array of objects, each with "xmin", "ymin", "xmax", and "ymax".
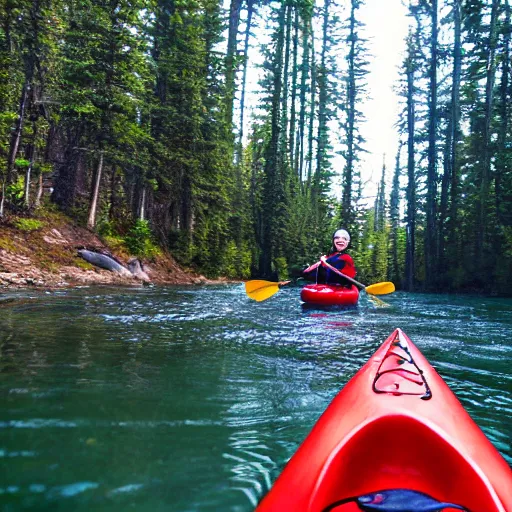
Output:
[
  {"xmin": 6, "ymin": 176, "xmax": 24, "ymax": 207},
  {"xmin": 124, "ymin": 219, "xmax": 161, "ymax": 259},
  {"xmin": 220, "ymin": 241, "xmax": 252, "ymax": 279},
  {"xmin": 274, "ymin": 257, "xmax": 289, "ymax": 280},
  {"xmin": 13, "ymin": 218, "xmax": 44, "ymax": 232}
]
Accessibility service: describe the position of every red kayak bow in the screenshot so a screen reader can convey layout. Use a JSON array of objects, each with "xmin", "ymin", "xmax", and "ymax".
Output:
[{"xmin": 256, "ymin": 329, "xmax": 512, "ymax": 512}]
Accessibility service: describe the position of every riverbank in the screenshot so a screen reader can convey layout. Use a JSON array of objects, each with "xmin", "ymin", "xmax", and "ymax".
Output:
[{"xmin": 0, "ymin": 210, "xmax": 217, "ymax": 290}]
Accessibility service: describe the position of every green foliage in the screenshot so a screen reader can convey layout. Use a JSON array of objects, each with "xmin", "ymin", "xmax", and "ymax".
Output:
[
  {"xmin": 0, "ymin": 112, "xmax": 18, "ymax": 137},
  {"xmin": 5, "ymin": 177, "xmax": 25, "ymax": 206},
  {"xmin": 493, "ymin": 227, "xmax": 512, "ymax": 295},
  {"xmin": 13, "ymin": 218, "xmax": 43, "ymax": 232},
  {"xmin": 371, "ymin": 231, "xmax": 389, "ymax": 283},
  {"xmin": 352, "ymin": 208, "xmax": 393, "ymax": 286},
  {"xmin": 14, "ymin": 158, "xmax": 30, "ymax": 168},
  {"xmin": 97, "ymin": 219, "xmax": 116, "ymax": 238},
  {"xmin": 219, "ymin": 241, "xmax": 238, "ymax": 279},
  {"xmin": 274, "ymin": 256, "xmax": 289, "ymax": 280},
  {"xmin": 68, "ymin": 205, "xmax": 89, "ymax": 226},
  {"xmin": 389, "ymin": 227, "xmax": 406, "ymax": 287},
  {"xmin": 124, "ymin": 220, "xmax": 161, "ymax": 259},
  {"xmin": 0, "ymin": 235, "xmax": 18, "ymax": 252},
  {"xmin": 39, "ymin": 162, "xmax": 54, "ymax": 175},
  {"xmin": 354, "ymin": 208, "xmax": 375, "ymax": 283},
  {"xmin": 219, "ymin": 241, "xmax": 252, "ymax": 279},
  {"xmin": 102, "ymin": 235, "xmax": 127, "ymax": 254},
  {"xmin": 75, "ymin": 258, "xmax": 94, "ymax": 270}
]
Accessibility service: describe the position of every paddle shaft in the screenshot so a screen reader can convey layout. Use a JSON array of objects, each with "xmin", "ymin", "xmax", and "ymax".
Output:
[{"xmin": 320, "ymin": 258, "xmax": 367, "ymax": 290}]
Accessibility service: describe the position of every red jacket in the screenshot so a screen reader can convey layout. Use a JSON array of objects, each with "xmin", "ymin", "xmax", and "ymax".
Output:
[{"xmin": 302, "ymin": 252, "xmax": 356, "ymax": 285}]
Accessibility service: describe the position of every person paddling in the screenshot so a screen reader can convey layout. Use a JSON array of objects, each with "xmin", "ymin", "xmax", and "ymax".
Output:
[{"xmin": 302, "ymin": 229, "xmax": 356, "ymax": 287}]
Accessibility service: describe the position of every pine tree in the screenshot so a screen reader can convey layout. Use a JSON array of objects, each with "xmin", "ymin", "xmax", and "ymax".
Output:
[
  {"xmin": 495, "ymin": 0, "xmax": 511, "ymax": 227},
  {"xmin": 404, "ymin": 30, "xmax": 418, "ymax": 292},
  {"xmin": 425, "ymin": 0, "xmax": 439, "ymax": 289},
  {"xmin": 339, "ymin": 0, "xmax": 368, "ymax": 232},
  {"xmin": 389, "ymin": 145, "xmax": 402, "ymax": 286},
  {"xmin": 260, "ymin": 1, "xmax": 287, "ymax": 278}
]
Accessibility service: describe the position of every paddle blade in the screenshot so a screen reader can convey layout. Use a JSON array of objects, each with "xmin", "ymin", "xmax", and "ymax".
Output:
[
  {"xmin": 245, "ymin": 280, "xmax": 280, "ymax": 302},
  {"xmin": 365, "ymin": 282, "xmax": 395, "ymax": 295},
  {"xmin": 368, "ymin": 295, "xmax": 391, "ymax": 308}
]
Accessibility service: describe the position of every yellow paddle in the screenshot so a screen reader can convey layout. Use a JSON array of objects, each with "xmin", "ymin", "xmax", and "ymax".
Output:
[
  {"xmin": 245, "ymin": 258, "xmax": 395, "ymax": 302},
  {"xmin": 320, "ymin": 258, "xmax": 395, "ymax": 295},
  {"xmin": 245, "ymin": 280, "xmax": 291, "ymax": 302}
]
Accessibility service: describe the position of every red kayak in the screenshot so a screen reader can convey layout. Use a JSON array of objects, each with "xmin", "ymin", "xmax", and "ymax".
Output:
[
  {"xmin": 256, "ymin": 329, "xmax": 512, "ymax": 512},
  {"xmin": 300, "ymin": 284, "xmax": 359, "ymax": 306}
]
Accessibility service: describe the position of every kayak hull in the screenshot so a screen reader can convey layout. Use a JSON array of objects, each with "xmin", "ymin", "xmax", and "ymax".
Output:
[
  {"xmin": 256, "ymin": 329, "xmax": 512, "ymax": 512},
  {"xmin": 300, "ymin": 284, "xmax": 359, "ymax": 306}
]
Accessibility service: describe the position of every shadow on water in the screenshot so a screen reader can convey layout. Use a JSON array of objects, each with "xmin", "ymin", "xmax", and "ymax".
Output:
[{"xmin": 0, "ymin": 285, "xmax": 510, "ymax": 511}]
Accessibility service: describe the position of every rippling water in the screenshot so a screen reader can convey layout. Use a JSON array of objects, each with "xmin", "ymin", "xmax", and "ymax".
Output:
[{"xmin": 1, "ymin": 285, "xmax": 511, "ymax": 511}]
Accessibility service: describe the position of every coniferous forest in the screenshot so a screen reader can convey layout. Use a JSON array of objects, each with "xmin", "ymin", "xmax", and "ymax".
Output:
[{"xmin": 0, "ymin": 0, "xmax": 511, "ymax": 294}]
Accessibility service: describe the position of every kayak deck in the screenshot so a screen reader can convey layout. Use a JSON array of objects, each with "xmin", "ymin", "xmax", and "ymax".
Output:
[
  {"xmin": 311, "ymin": 414, "xmax": 505, "ymax": 511},
  {"xmin": 256, "ymin": 329, "xmax": 512, "ymax": 512}
]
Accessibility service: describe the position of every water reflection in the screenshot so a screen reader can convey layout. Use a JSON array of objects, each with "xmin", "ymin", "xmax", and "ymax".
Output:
[{"xmin": 0, "ymin": 286, "xmax": 510, "ymax": 511}]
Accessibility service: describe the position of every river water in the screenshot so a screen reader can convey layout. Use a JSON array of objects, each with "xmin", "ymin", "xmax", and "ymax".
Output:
[{"xmin": 0, "ymin": 284, "xmax": 511, "ymax": 511}]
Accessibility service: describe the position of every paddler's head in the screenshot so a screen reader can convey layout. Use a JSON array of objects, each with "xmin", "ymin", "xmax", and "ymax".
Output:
[{"xmin": 332, "ymin": 229, "xmax": 350, "ymax": 252}]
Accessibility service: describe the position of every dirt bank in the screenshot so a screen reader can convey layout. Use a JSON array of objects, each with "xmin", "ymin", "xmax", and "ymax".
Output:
[{"xmin": 0, "ymin": 212, "xmax": 217, "ymax": 290}]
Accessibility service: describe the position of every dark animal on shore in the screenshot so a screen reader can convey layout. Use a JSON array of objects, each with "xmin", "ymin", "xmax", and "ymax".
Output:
[{"xmin": 78, "ymin": 249, "xmax": 133, "ymax": 278}]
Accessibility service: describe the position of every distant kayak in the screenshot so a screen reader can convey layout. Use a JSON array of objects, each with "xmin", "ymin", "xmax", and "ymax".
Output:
[
  {"xmin": 256, "ymin": 328, "xmax": 512, "ymax": 512},
  {"xmin": 300, "ymin": 284, "xmax": 359, "ymax": 306}
]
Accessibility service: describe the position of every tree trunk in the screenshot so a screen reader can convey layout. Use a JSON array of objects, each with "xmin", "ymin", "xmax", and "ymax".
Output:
[
  {"xmin": 0, "ymin": 182, "xmax": 5, "ymax": 217},
  {"xmin": 425, "ymin": 0, "xmax": 438, "ymax": 289},
  {"xmin": 225, "ymin": 0, "xmax": 242, "ymax": 133},
  {"xmin": 315, "ymin": 0, "xmax": 330, "ymax": 205},
  {"xmin": 35, "ymin": 171, "xmax": 43, "ymax": 207},
  {"xmin": 260, "ymin": 1, "xmax": 286, "ymax": 277},
  {"xmin": 23, "ymin": 149, "xmax": 35, "ymax": 208},
  {"xmin": 443, "ymin": 0, "xmax": 463, "ymax": 279},
  {"xmin": 297, "ymin": 11, "xmax": 310, "ymax": 186},
  {"xmin": 139, "ymin": 185, "xmax": 146, "ymax": 222},
  {"xmin": 87, "ymin": 151, "xmax": 104, "ymax": 230},
  {"xmin": 6, "ymin": 82, "xmax": 29, "ymax": 185},
  {"xmin": 375, "ymin": 157, "xmax": 386, "ymax": 232},
  {"xmin": 280, "ymin": 3, "xmax": 292, "ymax": 151},
  {"xmin": 289, "ymin": 8, "xmax": 299, "ymax": 171},
  {"xmin": 341, "ymin": 0, "xmax": 357, "ymax": 227},
  {"xmin": 405, "ymin": 36, "xmax": 416, "ymax": 292},
  {"xmin": 476, "ymin": 0, "xmax": 499, "ymax": 269},
  {"xmin": 306, "ymin": 16, "xmax": 316, "ymax": 190},
  {"xmin": 23, "ymin": 121, "xmax": 38, "ymax": 208},
  {"xmin": 495, "ymin": 0, "xmax": 510, "ymax": 225},
  {"xmin": 389, "ymin": 145, "xmax": 402, "ymax": 284},
  {"xmin": 236, "ymin": 0, "xmax": 254, "ymax": 164}
]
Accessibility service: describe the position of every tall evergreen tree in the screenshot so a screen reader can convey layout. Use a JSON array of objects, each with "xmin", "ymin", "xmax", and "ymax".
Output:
[
  {"xmin": 339, "ymin": 0, "xmax": 368, "ymax": 232},
  {"xmin": 260, "ymin": 1, "xmax": 287, "ymax": 278},
  {"xmin": 404, "ymin": 30, "xmax": 418, "ymax": 292},
  {"xmin": 442, "ymin": 0, "xmax": 463, "ymax": 284},
  {"xmin": 475, "ymin": 0, "xmax": 500, "ymax": 275},
  {"xmin": 425, "ymin": 0, "xmax": 439, "ymax": 289},
  {"xmin": 389, "ymin": 145, "xmax": 402, "ymax": 285},
  {"xmin": 225, "ymin": 0, "xmax": 242, "ymax": 135},
  {"xmin": 495, "ymin": 0, "xmax": 511, "ymax": 227},
  {"xmin": 313, "ymin": 0, "xmax": 337, "ymax": 229}
]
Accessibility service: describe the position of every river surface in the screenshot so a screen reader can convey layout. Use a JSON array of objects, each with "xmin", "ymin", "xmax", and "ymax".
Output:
[{"xmin": 1, "ymin": 284, "xmax": 511, "ymax": 511}]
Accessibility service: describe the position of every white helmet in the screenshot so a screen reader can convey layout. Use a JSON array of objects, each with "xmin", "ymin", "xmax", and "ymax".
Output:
[{"xmin": 333, "ymin": 229, "xmax": 350, "ymax": 243}]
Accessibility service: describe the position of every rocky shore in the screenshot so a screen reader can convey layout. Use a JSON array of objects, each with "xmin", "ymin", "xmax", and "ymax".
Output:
[{"xmin": 0, "ymin": 214, "xmax": 215, "ymax": 290}]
